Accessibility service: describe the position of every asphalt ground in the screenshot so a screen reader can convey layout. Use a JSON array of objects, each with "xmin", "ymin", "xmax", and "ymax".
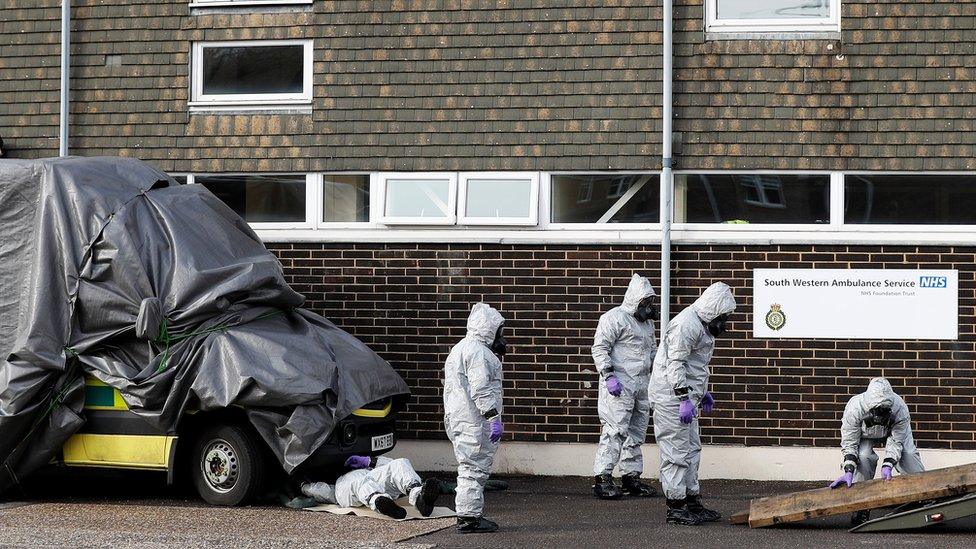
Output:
[
  {"xmin": 2, "ymin": 468, "xmax": 450, "ymax": 548},
  {"xmin": 418, "ymin": 476, "xmax": 976, "ymax": 549},
  {"xmin": 4, "ymin": 469, "xmax": 976, "ymax": 548}
]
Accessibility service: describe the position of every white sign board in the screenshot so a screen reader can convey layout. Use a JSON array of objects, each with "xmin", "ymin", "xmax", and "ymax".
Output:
[{"xmin": 753, "ymin": 269, "xmax": 958, "ymax": 340}]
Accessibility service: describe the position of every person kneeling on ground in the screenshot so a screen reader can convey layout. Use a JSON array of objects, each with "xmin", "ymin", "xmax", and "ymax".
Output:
[
  {"xmin": 828, "ymin": 377, "xmax": 925, "ymax": 526},
  {"xmin": 301, "ymin": 456, "xmax": 440, "ymax": 519}
]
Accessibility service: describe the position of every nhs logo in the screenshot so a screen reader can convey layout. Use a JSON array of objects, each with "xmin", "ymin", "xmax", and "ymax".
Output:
[{"xmin": 919, "ymin": 276, "xmax": 948, "ymax": 288}]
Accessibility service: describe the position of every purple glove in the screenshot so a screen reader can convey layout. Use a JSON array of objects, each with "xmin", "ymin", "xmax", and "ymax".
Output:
[
  {"xmin": 701, "ymin": 392, "xmax": 715, "ymax": 414},
  {"xmin": 829, "ymin": 471, "xmax": 854, "ymax": 489},
  {"xmin": 489, "ymin": 417, "xmax": 503, "ymax": 443},
  {"xmin": 679, "ymin": 399, "xmax": 696, "ymax": 424},
  {"xmin": 605, "ymin": 375, "xmax": 622, "ymax": 397},
  {"xmin": 345, "ymin": 455, "xmax": 371, "ymax": 469},
  {"xmin": 881, "ymin": 465, "xmax": 893, "ymax": 480}
]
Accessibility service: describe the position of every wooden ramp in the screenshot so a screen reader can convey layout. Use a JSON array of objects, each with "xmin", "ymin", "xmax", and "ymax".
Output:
[{"xmin": 732, "ymin": 462, "xmax": 976, "ymax": 528}]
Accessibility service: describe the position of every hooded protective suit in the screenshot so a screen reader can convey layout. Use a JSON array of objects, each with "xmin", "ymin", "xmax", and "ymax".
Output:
[
  {"xmin": 840, "ymin": 377, "xmax": 924, "ymax": 481},
  {"xmin": 301, "ymin": 457, "xmax": 423, "ymax": 510},
  {"xmin": 650, "ymin": 282, "xmax": 736, "ymax": 500},
  {"xmin": 444, "ymin": 303, "xmax": 505, "ymax": 518},
  {"xmin": 592, "ymin": 274, "xmax": 657, "ymax": 476}
]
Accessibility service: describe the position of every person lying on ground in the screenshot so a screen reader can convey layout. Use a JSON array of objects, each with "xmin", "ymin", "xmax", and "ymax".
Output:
[{"xmin": 301, "ymin": 456, "xmax": 440, "ymax": 519}]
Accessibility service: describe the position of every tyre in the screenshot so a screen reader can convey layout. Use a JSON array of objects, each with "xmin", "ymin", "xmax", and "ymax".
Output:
[{"xmin": 191, "ymin": 423, "xmax": 267, "ymax": 506}]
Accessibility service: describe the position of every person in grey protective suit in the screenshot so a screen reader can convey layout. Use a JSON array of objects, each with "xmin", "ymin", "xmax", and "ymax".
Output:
[
  {"xmin": 300, "ymin": 456, "xmax": 440, "ymax": 519},
  {"xmin": 828, "ymin": 377, "xmax": 925, "ymax": 525},
  {"xmin": 650, "ymin": 281, "xmax": 736, "ymax": 526},
  {"xmin": 443, "ymin": 302, "xmax": 507, "ymax": 534},
  {"xmin": 591, "ymin": 273, "xmax": 659, "ymax": 499}
]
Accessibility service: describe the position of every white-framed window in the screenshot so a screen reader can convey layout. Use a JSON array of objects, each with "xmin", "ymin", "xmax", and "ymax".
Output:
[
  {"xmin": 673, "ymin": 173, "xmax": 830, "ymax": 225},
  {"xmin": 458, "ymin": 172, "xmax": 539, "ymax": 226},
  {"xmin": 377, "ymin": 172, "xmax": 458, "ymax": 225},
  {"xmin": 191, "ymin": 0, "xmax": 312, "ymax": 6},
  {"xmin": 705, "ymin": 0, "xmax": 840, "ymax": 36},
  {"xmin": 188, "ymin": 173, "xmax": 316, "ymax": 229},
  {"xmin": 189, "ymin": 40, "xmax": 313, "ymax": 112},
  {"xmin": 548, "ymin": 173, "xmax": 660, "ymax": 227},
  {"xmin": 322, "ymin": 173, "xmax": 372, "ymax": 225}
]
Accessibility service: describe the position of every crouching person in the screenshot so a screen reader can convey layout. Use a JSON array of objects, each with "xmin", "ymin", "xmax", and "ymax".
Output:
[
  {"xmin": 301, "ymin": 456, "xmax": 440, "ymax": 519},
  {"xmin": 829, "ymin": 377, "xmax": 925, "ymax": 525}
]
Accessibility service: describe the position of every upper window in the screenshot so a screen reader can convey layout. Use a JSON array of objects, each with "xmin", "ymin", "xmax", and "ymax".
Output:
[
  {"xmin": 706, "ymin": 0, "xmax": 840, "ymax": 35},
  {"xmin": 190, "ymin": 40, "xmax": 313, "ymax": 111},
  {"xmin": 191, "ymin": 0, "xmax": 311, "ymax": 6},
  {"xmin": 551, "ymin": 174, "xmax": 660, "ymax": 224},
  {"xmin": 674, "ymin": 174, "xmax": 829, "ymax": 224},
  {"xmin": 845, "ymin": 175, "xmax": 976, "ymax": 225}
]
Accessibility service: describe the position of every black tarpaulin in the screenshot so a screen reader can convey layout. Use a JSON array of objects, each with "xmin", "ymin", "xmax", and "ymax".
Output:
[{"xmin": 0, "ymin": 157, "xmax": 409, "ymax": 492}]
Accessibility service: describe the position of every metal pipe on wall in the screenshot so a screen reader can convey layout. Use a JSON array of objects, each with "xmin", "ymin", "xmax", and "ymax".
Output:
[
  {"xmin": 660, "ymin": 0, "xmax": 674, "ymax": 337},
  {"xmin": 59, "ymin": 0, "xmax": 70, "ymax": 157}
]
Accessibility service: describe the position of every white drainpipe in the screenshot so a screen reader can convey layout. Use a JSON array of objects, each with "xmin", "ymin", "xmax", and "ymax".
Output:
[
  {"xmin": 660, "ymin": 0, "xmax": 674, "ymax": 335},
  {"xmin": 59, "ymin": 0, "xmax": 70, "ymax": 157}
]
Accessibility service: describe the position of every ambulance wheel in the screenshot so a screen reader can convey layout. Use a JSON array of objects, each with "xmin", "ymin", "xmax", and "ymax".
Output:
[{"xmin": 191, "ymin": 423, "xmax": 267, "ymax": 506}]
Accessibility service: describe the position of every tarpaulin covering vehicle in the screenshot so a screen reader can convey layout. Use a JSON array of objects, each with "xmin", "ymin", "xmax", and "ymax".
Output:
[{"xmin": 0, "ymin": 157, "xmax": 409, "ymax": 504}]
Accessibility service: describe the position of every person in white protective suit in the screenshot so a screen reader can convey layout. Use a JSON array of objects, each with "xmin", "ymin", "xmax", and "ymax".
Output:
[
  {"xmin": 300, "ymin": 456, "xmax": 440, "ymax": 519},
  {"xmin": 650, "ymin": 281, "xmax": 736, "ymax": 526},
  {"xmin": 591, "ymin": 273, "xmax": 659, "ymax": 499},
  {"xmin": 443, "ymin": 302, "xmax": 507, "ymax": 534},
  {"xmin": 828, "ymin": 377, "xmax": 925, "ymax": 526}
]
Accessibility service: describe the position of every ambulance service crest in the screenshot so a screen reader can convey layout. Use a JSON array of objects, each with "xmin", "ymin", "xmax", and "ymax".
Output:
[{"xmin": 765, "ymin": 303, "xmax": 786, "ymax": 331}]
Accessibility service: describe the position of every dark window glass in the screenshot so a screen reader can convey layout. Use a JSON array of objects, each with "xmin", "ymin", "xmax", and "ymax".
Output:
[
  {"xmin": 676, "ymin": 174, "xmax": 829, "ymax": 224},
  {"xmin": 171, "ymin": 175, "xmax": 188, "ymax": 185},
  {"xmin": 845, "ymin": 175, "xmax": 976, "ymax": 224},
  {"xmin": 551, "ymin": 174, "xmax": 660, "ymax": 223},
  {"xmin": 197, "ymin": 175, "xmax": 306, "ymax": 222},
  {"xmin": 202, "ymin": 45, "xmax": 304, "ymax": 95},
  {"xmin": 323, "ymin": 174, "xmax": 369, "ymax": 222}
]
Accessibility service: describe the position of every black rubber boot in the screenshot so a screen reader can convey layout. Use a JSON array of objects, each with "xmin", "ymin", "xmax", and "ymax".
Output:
[
  {"xmin": 851, "ymin": 510, "xmax": 871, "ymax": 526},
  {"xmin": 456, "ymin": 516, "xmax": 499, "ymax": 534},
  {"xmin": 666, "ymin": 498, "xmax": 703, "ymax": 526},
  {"xmin": 414, "ymin": 478, "xmax": 440, "ymax": 517},
  {"xmin": 592, "ymin": 474, "xmax": 623, "ymax": 499},
  {"xmin": 621, "ymin": 473, "xmax": 658, "ymax": 497},
  {"xmin": 373, "ymin": 495, "xmax": 407, "ymax": 519},
  {"xmin": 686, "ymin": 494, "xmax": 722, "ymax": 522}
]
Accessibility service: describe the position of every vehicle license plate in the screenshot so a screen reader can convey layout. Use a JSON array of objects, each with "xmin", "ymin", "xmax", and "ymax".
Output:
[{"xmin": 371, "ymin": 433, "xmax": 394, "ymax": 451}]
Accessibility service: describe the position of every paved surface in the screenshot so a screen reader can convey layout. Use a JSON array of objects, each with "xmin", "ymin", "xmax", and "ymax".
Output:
[
  {"xmin": 5, "ymin": 470, "xmax": 976, "ymax": 548},
  {"xmin": 1, "ymin": 468, "xmax": 450, "ymax": 548},
  {"xmin": 419, "ymin": 476, "xmax": 976, "ymax": 549}
]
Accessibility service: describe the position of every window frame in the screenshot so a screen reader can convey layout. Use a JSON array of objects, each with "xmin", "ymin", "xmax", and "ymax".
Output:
[
  {"xmin": 457, "ymin": 172, "xmax": 540, "ymax": 226},
  {"xmin": 189, "ymin": 39, "xmax": 314, "ymax": 111},
  {"xmin": 705, "ymin": 0, "xmax": 841, "ymax": 35},
  {"xmin": 319, "ymin": 172, "xmax": 376, "ymax": 228},
  {"xmin": 544, "ymin": 172, "xmax": 663, "ymax": 231},
  {"xmin": 188, "ymin": 173, "xmax": 317, "ymax": 230},
  {"xmin": 376, "ymin": 172, "xmax": 458, "ymax": 226},
  {"xmin": 190, "ymin": 0, "xmax": 312, "ymax": 6},
  {"xmin": 671, "ymin": 170, "xmax": 834, "ymax": 231},
  {"xmin": 839, "ymin": 171, "xmax": 976, "ymax": 234}
]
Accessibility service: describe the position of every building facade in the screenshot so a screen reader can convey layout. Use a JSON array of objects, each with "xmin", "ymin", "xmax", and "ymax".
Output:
[{"xmin": 3, "ymin": 0, "xmax": 976, "ymax": 478}]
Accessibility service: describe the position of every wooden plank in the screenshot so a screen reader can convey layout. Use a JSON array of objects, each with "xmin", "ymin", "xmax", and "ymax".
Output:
[
  {"xmin": 747, "ymin": 462, "xmax": 976, "ymax": 528},
  {"xmin": 729, "ymin": 510, "xmax": 750, "ymax": 525}
]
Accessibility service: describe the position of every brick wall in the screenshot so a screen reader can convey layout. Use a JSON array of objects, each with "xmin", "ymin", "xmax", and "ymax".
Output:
[
  {"xmin": 4, "ymin": 1, "xmax": 975, "ymax": 171},
  {"xmin": 268, "ymin": 242, "xmax": 976, "ymax": 450}
]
